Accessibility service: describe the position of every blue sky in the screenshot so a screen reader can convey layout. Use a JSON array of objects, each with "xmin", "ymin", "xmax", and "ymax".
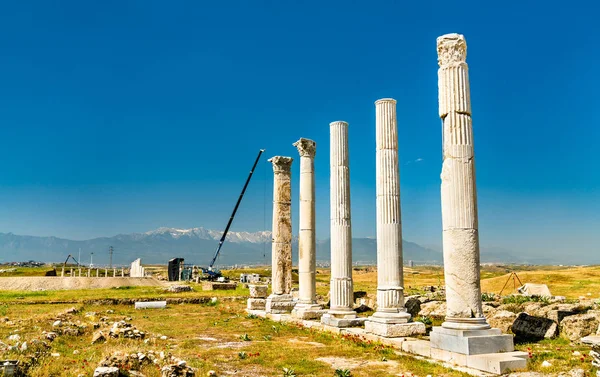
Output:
[{"xmin": 0, "ymin": 1, "xmax": 598, "ymax": 258}]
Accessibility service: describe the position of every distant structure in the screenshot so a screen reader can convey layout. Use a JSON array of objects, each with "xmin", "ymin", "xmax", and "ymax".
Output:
[{"xmin": 130, "ymin": 258, "xmax": 145, "ymax": 278}]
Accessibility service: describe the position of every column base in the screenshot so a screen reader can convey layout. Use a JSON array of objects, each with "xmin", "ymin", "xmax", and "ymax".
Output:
[
  {"xmin": 265, "ymin": 294, "xmax": 295, "ymax": 314},
  {"xmin": 365, "ymin": 320, "xmax": 426, "ymax": 337},
  {"xmin": 292, "ymin": 303, "xmax": 326, "ymax": 320},
  {"xmin": 442, "ymin": 316, "xmax": 491, "ymax": 330},
  {"xmin": 321, "ymin": 310, "xmax": 365, "ymax": 328},
  {"xmin": 430, "ymin": 326, "xmax": 515, "ymax": 355},
  {"xmin": 247, "ymin": 298, "xmax": 266, "ymax": 311}
]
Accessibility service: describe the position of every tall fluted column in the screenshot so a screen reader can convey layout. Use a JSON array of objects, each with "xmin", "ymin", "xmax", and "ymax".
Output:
[
  {"xmin": 430, "ymin": 34, "xmax": 517, "ymax": 363},
  {"xmin": 436, "ymin": 33, "xmax": 489, "ymax": 331},
  {"xmin": 365, "ymin": 99, "xmax": 425, "ymax": 337},
  {"xmin": 321, "ymin": 121, "xmax": 363, "ymax": 327},
  {"xmin": 265, "ymin": 156, "xmax": 295, "ymax": 314},
  {"xmin": 292, "ymin": 138, "xmax": 324, "ymax": 319}
]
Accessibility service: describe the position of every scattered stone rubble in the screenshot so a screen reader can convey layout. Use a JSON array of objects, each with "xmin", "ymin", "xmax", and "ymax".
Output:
[
  {"xmin": 109, "ymin": 320, "xmax": 146, "ymax": 340},
  {"xmin": 94, "ymin": 351, "xmax": 195, "ymax": 377}
]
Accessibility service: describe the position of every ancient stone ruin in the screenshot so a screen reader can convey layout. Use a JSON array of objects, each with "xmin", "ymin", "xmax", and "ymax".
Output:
[{"xmin": 245, "ymin": 32, "xmax": 530, "ymax": 375}]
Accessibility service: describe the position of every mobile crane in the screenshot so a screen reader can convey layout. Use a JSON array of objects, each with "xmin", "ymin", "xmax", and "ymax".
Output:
[{"xmin": 200, "ymin": 149, "xmax": 265, "ymax": 281}]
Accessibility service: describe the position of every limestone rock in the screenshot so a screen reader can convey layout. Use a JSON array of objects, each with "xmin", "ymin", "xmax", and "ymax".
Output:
[
  {"xmin": 488, "ymin": 310, "xmax": 517, "ymax": 334},
  {"xmin": 560, "ymin": 313, "xmax": 599, "ymax": 341},
  {"xmin": 418, "ymin": 301, "xmax": 446, "ymax": 318},
  {"xmin": 161, "ymin": 361, "xmax": 195, "ymax": 377},
  {"xmin": 405, "ymin": 297, "xmax": 421, "ymax": 318},
  {"xmin": 511, "ymin": 313, "xmax": 557, "ymax": 340},
  {"xmin": 92, "ymin": 331, "xmax": 106, "ymax": 344},
  {"xmin": 93, "ymin": 366, "xmax": 119, "ymax": 377}
]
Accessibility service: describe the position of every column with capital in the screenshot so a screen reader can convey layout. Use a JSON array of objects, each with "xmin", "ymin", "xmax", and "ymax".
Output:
[
  {"xmin": 292, "ymin": 138, "xmax": 325, "ymax": 320},
  {"xmin": 265, "ymin": 156, "xmax": 295, "ymax": 314},
  {"xmin": 430, "ymin": 33, "xmax": 518, "ymax": 360},
  {"xmin": 321, "ymin": 121, "xmax": 364, "ymax": 328}
]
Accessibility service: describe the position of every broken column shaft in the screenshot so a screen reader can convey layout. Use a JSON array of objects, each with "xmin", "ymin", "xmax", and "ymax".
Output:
[
  {"xmin": 430, "ymin": 34, "xmax": 517, "ymax": 361},
  {"xmin": 436, "ymin": 33, "xmax": 488, "ymax": 330}
]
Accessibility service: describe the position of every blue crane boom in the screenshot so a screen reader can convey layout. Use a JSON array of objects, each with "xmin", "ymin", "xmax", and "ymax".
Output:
[{"xmin": 205, "ymin": 149, "xmax": 265, "ymax": 276}]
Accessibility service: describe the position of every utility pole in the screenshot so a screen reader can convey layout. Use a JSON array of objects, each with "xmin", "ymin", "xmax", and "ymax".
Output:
[
  {"xmin": 78, "ymin": 248, "xmax": 81, "ymax": 267},
  {"xmin": 109, "ymin": 246, "xmax": 113, "ymax": 269},
  {"xmin": 90, "ymin": 252, "xmax": 94, "ymax": 268}
]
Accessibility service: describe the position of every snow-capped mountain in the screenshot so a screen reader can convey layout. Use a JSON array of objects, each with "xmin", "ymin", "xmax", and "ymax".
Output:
[
  {"xmin": 0, "ymin": 226, "xmax": 449, "ymax": 266},
  {"xmin": 140, "ymin": 227, "xmax": 273, "ymax": 244}
]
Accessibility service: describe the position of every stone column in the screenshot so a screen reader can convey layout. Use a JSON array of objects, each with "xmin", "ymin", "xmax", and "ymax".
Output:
[
  {"xmin": 292, "ymin": 138, "xmax": 324, "ymax": 320},
  {"xmin": 265, "ymin": 156, "xmax": 295, "ymax": 314},
  {"xmin": 61, "ymin": 267, "xmax": 64, "ymax": 277},
  {"xmin": 96, "ymin": 269, "xmax": 99, "ymax": 277},
  {"xmin": 365, "ymin": 99, "xmax": 424, "ymax": 337},
  {"xmin": 321, "ymin": 121, "xmax": 363, "ymax": 328},
  {"xmin": 430, "ymin": 33, "xmax": 516, "ymax": 358},
  {"xmin": 87, "ymin": 269, "xmax": 90, "ymax": 277},
  {"xmin": 78, "ymin": 268, "xmax": 82, "ymax": 277},
  {"xmin": 113, "ymin": 268, "xmax": 116, "ymax": 277},
  {"xmin": 121, "ymin": 268, "xmax": 124, "ymax": 277},
  {"xmin": 70, "ymin": 268, "xmax": 73, "ymax": 276}
]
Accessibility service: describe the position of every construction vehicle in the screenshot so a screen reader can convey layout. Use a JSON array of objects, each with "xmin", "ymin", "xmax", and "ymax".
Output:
[
  {"xmin": 199, "ymin": 149, "xmax": 265, "ymax": 281},
  {"xmin": 63, "ymin": 254, "xmax": 79, "ymax": 267}
]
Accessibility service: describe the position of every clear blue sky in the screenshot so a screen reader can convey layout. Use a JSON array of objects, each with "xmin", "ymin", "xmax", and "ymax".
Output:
[{"xmin": 0, "ymin": 1, "xmax": 598, "ymax": 259}]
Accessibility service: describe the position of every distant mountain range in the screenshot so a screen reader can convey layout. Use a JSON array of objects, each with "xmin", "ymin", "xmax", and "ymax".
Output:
[{"xmin": 0, "ymin": 227, "xmax": 562, "ymax": 266}]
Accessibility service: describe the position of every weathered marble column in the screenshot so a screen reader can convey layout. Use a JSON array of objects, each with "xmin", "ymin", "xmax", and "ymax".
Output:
[
  {"xmin": 430, "ymin": 33, "xmax": 516, "ymax": 358},
  {"xmin": 61, "ymin": 267, "xmax": 64, "ymax": 277},
  {"xmin": 265, "ymin": 156, "xmax": 295, "ymax": 314},
  {"xmin": 292, "ymin": 138, "xmax": 324, "ymax": 320},
  {"xmin": 321, "ymin": 121, "xmax": 363, "ymax": 328},
  {"xmin": 365, "ymin": 99, "xmax": 424, "ymax": 337}
]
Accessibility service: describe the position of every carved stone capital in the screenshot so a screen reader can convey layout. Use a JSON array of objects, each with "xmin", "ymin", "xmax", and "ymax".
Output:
[
  {"xmin": 293, "ymin": 138, "xmax": 316, "ymax": 158},
  {"xmin": 437, "ymin": 33, "xmax": 467, "ymax": 67},
  {"xmin": 268, "ymin": 156, "xmax": 293, "ymax": 173}
]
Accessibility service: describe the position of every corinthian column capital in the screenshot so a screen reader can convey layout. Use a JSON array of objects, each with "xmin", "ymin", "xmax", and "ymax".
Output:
[
  {"xmin": 437, "ymin": 33, "xmax": 467, "ymax": 67},
  {"xmin": 293, "ymin": 138, "xmax": 316, "ymax": 158},
  {"xmin": 268, "ymin": 156, "xmax": 293, "ymax": 173}
]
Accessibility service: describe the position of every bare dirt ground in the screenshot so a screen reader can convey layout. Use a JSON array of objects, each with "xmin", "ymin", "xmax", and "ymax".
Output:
[{"xmin": 0, "ymin": 276, "xmax": 167, "ymax": 290}]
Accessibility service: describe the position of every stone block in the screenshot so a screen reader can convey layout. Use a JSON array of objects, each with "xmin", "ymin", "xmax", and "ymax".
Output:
[
  {"xmin": 291, "ymin": 304, "xmax": 326, "ymax": 320},
  {"xmin": 265, "ymin": 294, "xmax": 294, "ymax": 314},
  {"xmin": 201, "ymin": 281, "xmax": 237, "ymax": 291},
  {"xmin": 466, "ymin": 351, "xmax": 528, "ymax": 374},
  {"xmin": 321, "ymin": 313, "xmax": 366, "ymax": 328},
  {"xmin": 249, "ymin": 285, "xmax": 268, "ymax": 298},
  {"xmin": 401, "ymin": 339, "xmax": 431, "ymax": 357},
  {"xmin": 430, "ymin": 347, "xmax": 467, "ymax": 365},
  {"xmin": 511, "ymin": 313, "xmax": 557, "ymax": 340},
  {"xmin": 487, "ymin": 310, "xmax": 517, "ymax": 334},
  {"xmin": 365, "ymin": 321, "xmax": 426, "ymax": 338},
  {"xmin": 430, "ymin": 326, "xmax": 514, "ymax": 355},
  {"xmin": 247, "ymin": 298, "xmax": 266, "ymax": 310},
  {"xmin": 560, "ymin": 313, "xmax": 599, "ymax": 341}
]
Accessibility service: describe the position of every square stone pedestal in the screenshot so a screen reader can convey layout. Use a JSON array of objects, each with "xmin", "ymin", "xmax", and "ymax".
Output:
[
  {"xmin": 430, "ymin": 326, "xmax": 515, "ymax": 355},
  {"xmin": 265, "ymin": 294, "xmax": 295, "ymax": 314},
  {"xmin": 247, "ymin": 298, "xmax": 266, "ymax": 310},
  {"xmin": 365, "ymin": 320, "xmax": 426, "ymax": 337},
  {"xmin": 292, "ymin": 303, "xmax": 327, "ymax": 320},
  {"xmin": 321, "ymin": 312, "xmax": 366, "ymax": 328}
]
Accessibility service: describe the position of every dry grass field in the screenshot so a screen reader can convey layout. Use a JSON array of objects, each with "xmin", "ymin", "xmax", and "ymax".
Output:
[{"xmin": 1, "ymin": 264, "xmax": 600, "ymax": 376}]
